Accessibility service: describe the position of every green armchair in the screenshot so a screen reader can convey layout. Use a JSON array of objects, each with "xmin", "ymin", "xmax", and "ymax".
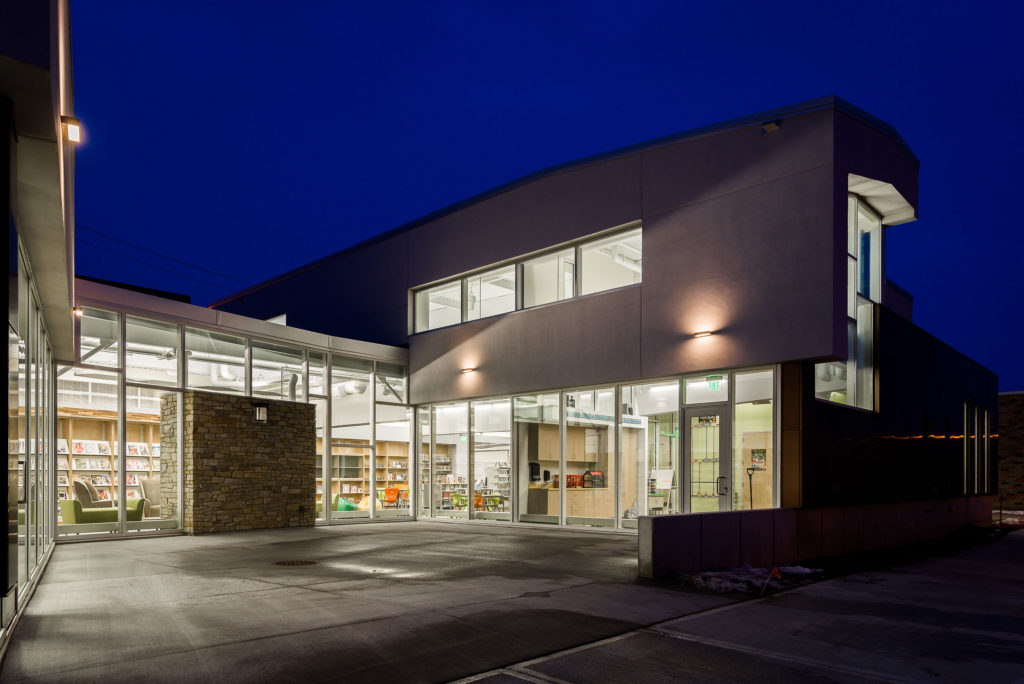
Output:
[
  {"xmin": 60, "ymin": 498, "xmax": 146, "ymax": 524},
  {"xmin": 316, "ymin": 494, "xmax": 340, "ymax": 515}
]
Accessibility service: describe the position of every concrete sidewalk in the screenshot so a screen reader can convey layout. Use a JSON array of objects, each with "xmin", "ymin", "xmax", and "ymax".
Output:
[
  {"xmin": 467, "ymin": 529, "xmax": 1024, "ymax": 683},
  {"xmin": 0, "ymin": 522, "xmax": 732, "ymax": 683},
  {"xmin": 3, "ymin": 523, "xmax": 1022, "ymax": 683}
]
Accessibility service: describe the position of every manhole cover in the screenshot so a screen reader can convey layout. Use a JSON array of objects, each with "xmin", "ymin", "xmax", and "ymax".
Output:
[{"xmin": 273, "ymin": 560, "xmax": 318, "ymax": 566}]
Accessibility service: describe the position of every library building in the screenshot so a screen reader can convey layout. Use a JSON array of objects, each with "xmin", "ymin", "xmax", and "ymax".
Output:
[{"xmin": 3, "ymin": 0, "xmax": 998, "ymax": 647}]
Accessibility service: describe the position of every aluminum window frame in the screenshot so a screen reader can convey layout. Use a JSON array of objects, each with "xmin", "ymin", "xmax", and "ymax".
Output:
[{"xmin": 410, "ymin": 221, "xmax": 642, "ymax": 334}]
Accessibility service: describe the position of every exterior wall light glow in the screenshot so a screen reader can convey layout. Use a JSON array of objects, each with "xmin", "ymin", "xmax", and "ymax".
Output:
[
  {"xmin": 460, "ymin": 367, "xmax": 477, "ymax": 374},
  {"xmin": 61, "ymin": 116, "xmax": 81, "ymax": 143},
  {"xmin": 693, "ymin": 331, "xmax": 712, "ymax": 338},
  {"xmin": 253, "ymin": 402, "xmax": 269, "ymax": 423},
  {"xmin": 73, "ymin": 306, "xmax": 84, "ymax": 317},
  {"xmin": 761, "ymin": 119, "xmax": 781, "ymax": 133}
]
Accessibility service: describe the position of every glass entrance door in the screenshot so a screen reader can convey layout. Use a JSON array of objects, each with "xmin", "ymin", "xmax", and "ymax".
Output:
[{"xmin": 685, "ymin": 407, "xmax": 731, "ymax": 513}]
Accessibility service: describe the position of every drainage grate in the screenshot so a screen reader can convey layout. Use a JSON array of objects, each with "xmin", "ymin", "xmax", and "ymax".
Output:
[{"xmin": 273, "ymin": 560, "xmax": 318, "ymax": 566}]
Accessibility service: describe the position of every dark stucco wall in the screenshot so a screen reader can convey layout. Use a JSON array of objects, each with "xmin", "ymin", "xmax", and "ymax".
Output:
[
  {"xmin": 214, "ymin": 102, "xmax": 924, "ymax": 406},
  {"xmin": 792, "ymin": 306, "xmax": 998, "ymax": 509}
]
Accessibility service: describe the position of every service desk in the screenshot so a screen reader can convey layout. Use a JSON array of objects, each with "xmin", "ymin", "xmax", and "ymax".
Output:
[{"xmin": 527, "ymin": 486, "xmax": 613, "ymax": 518}]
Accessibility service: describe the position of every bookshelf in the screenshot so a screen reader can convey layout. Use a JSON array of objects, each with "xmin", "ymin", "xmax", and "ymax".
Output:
[
  {"xmin": 315, "ymin": 438, "xmax": 413, "ymax": 513},
  {"xmin": 55, "ymin": 411, "xmax": 162, "ymax": 519}
]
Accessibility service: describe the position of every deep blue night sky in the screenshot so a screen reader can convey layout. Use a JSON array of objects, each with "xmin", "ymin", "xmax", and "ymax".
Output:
[{"xmin": 70, "ymin": 2, "xmax": 1023, "ymax": 389}]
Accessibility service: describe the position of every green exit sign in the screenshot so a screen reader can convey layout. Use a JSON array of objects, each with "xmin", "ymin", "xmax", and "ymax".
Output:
[{"xmin": 708, "ymin": 381, "xmax": 721, "ymax": 392}]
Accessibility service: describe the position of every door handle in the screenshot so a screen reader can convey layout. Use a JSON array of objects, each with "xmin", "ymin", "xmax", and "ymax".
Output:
[{"xmin": 716, "ymin": 476, "xmax": 727, "ymax": 496}]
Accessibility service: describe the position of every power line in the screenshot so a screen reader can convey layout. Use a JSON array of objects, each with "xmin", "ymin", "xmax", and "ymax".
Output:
[
  {"xmin": 76, "ymin": 237, "xmax": 241, "ymax": 292},
  {"xmin": 77, "ymin": 224, "xmax": 254, "ymax": 286}
]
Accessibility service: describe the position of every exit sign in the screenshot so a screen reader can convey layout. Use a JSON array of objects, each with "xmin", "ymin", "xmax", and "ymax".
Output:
[{"xmin": 708, "ymin": 381, "xmax": 721, "ymax": 391}]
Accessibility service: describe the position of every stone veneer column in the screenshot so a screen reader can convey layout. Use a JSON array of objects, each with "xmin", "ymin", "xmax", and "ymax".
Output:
[
  {"xmin": 160, "ymin": 393, "xmax": 178, "ymax": 520},
  {"xmin": 180, "ymin": 391, "xmax": 316, "ymax": 534}
]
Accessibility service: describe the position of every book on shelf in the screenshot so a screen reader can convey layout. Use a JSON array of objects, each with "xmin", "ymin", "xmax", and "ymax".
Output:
[
  {"xmin": 151, "ymin": 444, "xmax": 161, "ymax": 457},
  {"xmin": 72, "ymin": 457, "xmax": 89, "ymax": 470},
  {"xmin": 58, "ymin": 456, "xmax": 70, "ymax": 470},
  {"xmin": 126, "ymin": 474, "xmax": 139, "ymax": 486},
  {"xmin": 96, "ymin": 441, "xmax": 112, "ymax": 455},
  {"xmin": 72, "ymin": 440, "xmax": 86, "ymax": 454},
  {"xmin": 126, "ymin": 443, "xmax": 141, "ymax": 456},
  {"xmin": 88, "ymin": 457, "xmax": 109, "ymax": 470},
  {"xmin": 57, "ymin": 474, "xmax": 69, "ymax": 486},
  {"xmin": 58, "ymin": 491, "xmax": 68, "ymax": 500},
  {"xmin": 84, "ymin": 441, "xmax": 100, "ymax": 455},
  {"xmin": 57, "ymin": 439, "xmax": 70, "ymax": 454}
]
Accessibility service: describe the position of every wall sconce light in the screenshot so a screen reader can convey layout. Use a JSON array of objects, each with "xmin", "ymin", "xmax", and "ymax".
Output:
[
  {"xmin": 61, "ymin": 116, "xmax": 82, "ymax": 143},
  {"xmin": 253, "ymin": 402, "xmax": 269, "ymax": 423},
  {"xmin": 460, "ymin": 367, "xmax": 477, "ymax": 374},
  {"xmin": 694, "ymin": 330, "xmax": 712, "ymax": 338},
  {"xmin": 761, "ymin": 119, "xmax": 781, "ymax": 134},
  {"xmin": 72, "ymin": 306, "xmax": 84, "ymax": 317}
]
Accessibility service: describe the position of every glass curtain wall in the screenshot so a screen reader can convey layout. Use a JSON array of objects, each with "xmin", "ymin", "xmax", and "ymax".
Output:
[
  {"xmin": 124, "ymin": 387, "xmax": 180, "ymax": 532},
  {"xmin": 733, "ymin": 370, "xmax": 775, "ymax": 511},
  {"xmin": 56, "ymin": 365, "xmax": 121, "ymax": 535},
  {"xmin": 60, "ymin": 308, "xmax": 185, "ymax": 538},
  {"xmin": 374, "ymin": 362, "xmax": 410, "ymax": 517},
  {"xmin": 375, "ymin": 405, "xmax": 412, "ymax": 517},
  {"xmin": 471, "ymin": 399, "xmax": 511, "ymax": 521},
  {"xmin": 26, "ymin": 305, "xmax": 37, "ymax": 576},
  {"xmin": 11, "ymin": 310, "xmax": 26, "ymax": 587},
  {"xmin": 565, "ymin": 388, "xmax": 615, "ymax": 527},
  {"xmin": 415, "ymin": 367, "xmax": 774, "ymax": 528},
  {"xmin": 620, "ymin": 380, "xmax": 679, "ymax": 526},
  {"xmin": 252, "ymin": 341, "xmax": 304, "ymax": 401},
  {"xmin": 67, "ymin": 308, "xmax": 409, "ymax": 529},
  {"xmin": 417, "ymin": 408, "xmax": 431, "ymax": 515},
  {"xmin": 185, "ymin": 328, "xmax": 247, "ymax": 395},
  {"xmin": 313, "ymin": 398, "xmax": 328, "ymax": 519},
  {"xmin": 330, "ymin": 355, "xmax": 372, "ymax": 519},
  {"xmin": 308, "ymin": 352, "xmax": 328, "ymax": 520},
  {"xmin": 433, "ymin": 403, "xmax": 469, "ymax": 518},
  {"xmin": 514, "ymin": 393, "xmax": 560, "ymax": 524},
  {"xmin": 125, "ymin": 316, "xmax": 179, "ymax": 387}
]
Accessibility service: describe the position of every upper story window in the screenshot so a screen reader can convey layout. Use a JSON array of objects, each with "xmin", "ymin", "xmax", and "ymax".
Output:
[
  {"xmin": 413, "ymin": 223, "xmax": 641, "ymax": 333},
  {"xmin": 815, "ymin": 194, "xmax": 879, "ymax": 410},
  {"xmin": 466, "ymin": 265, "xmax": 516, "ymax": 320}
]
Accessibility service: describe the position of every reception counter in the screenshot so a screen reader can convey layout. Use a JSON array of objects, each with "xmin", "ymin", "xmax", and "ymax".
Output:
[{"xmin": 527, "ymin": 486, "xmax": 613, "ymax": 518}]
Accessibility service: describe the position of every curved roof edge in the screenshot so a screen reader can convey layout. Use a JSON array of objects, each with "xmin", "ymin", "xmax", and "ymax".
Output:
[{"xmin": 211, "ymin": 94, "xmax": 918, "ymax": 308}]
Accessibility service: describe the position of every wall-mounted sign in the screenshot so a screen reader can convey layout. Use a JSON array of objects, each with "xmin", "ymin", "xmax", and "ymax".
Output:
[{"xmin": 696, "ymin": 415, "xmax": 719, "ymax": 427}]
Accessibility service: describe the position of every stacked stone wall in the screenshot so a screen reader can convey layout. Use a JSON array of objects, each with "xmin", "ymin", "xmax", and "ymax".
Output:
[
  {"xmin": 181, "ymin": 391, "xmax": 316, "ymax": 534},
  {"xmin": 998, "ymin": 392, "xmax": 1024, "ymax": 510},
  {"xmin": 160, "ymin": 394, "xmax": 178, "ymax": 520}
]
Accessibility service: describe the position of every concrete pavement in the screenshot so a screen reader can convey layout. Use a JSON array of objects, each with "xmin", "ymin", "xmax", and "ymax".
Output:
[
  {"xmin": 0, "ymin": 522, "xmax": 731, "ymax": 683},
  {"xmin": 466, "ymin": 529, "xmax": 1024, "ymax": 683},
  {"xmin": 2, "ymin": 522, "xmax": 1022, "ymax": 683}
]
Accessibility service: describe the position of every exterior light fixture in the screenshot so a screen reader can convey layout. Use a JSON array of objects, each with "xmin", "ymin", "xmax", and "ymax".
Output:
[
  {"xmin": 61, "ymin": 115, "xmax": 81, "ymax": 143},
  {"xmin": 761, "ymin": 119, "xmax": 781, "ymax": 134},
  {"xmin": 72, "ymin": 306, "xmax": 84, "ymax": 317},
  {"xmin": 253, "ymin": 402, "xmax": 269, "ymax": 423},
  {"xmin": 694, "ymin": 331, "xmax": 712, "ymax": 338},
  {"xmin": 460, "ymin": 367, "xmax": 477, "ymax": 374}
]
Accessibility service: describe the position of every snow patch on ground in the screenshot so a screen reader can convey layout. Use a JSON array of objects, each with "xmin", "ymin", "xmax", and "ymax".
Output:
[{"xmin": 679, "ymin": 564, "xmax": 824, "ymax": 595}]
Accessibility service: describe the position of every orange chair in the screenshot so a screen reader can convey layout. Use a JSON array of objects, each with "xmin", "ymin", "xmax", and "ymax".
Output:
[{"xmin": 383, "ymin": 487, "xmax": 399, "ymax": 508}]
